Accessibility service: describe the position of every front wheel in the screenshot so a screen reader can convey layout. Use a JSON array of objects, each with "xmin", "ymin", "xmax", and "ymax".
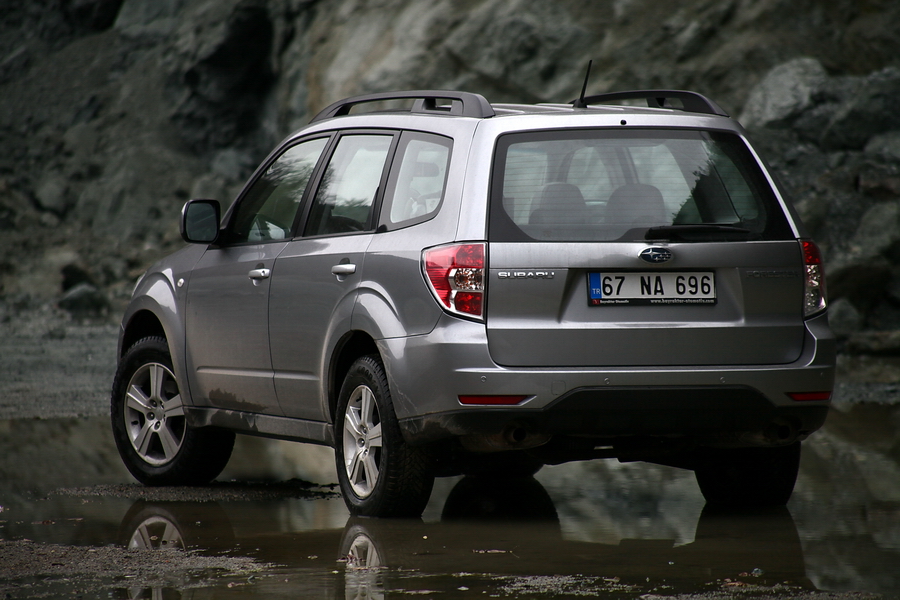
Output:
[
  {"xmin": 111, "ymin": 336, "xmax": 235, "ymax": 486},
  {"xmin": 694, "ymin": 442, "xmax": 801, "ymax": 508},
  {"xmin": 335, "ymin": 355, "xmax": 434, "ymax": 517}
]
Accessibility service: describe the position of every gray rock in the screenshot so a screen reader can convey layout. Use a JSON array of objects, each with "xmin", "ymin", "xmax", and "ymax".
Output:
[
  {"xmin": 114, "ymin": 0, "xmax": 189, "ymax": 36},
  {"xmin": 828, "ymin": 257, "xmax": 892, "ymax": 310},
  {"xmin": 67, "ymin": 0, "xmax": 125, "ymax": 30},
  {"xmin": 847, "ymin": 330, "xmax": 900, "ymax": 356},
  {"xmin": 0, "ymin": 46, "xmax": 30, "ymax": 84},
  {"xmin": 34, "ymin": 175, "xmax": 70, "ymax": 215},
  {"xmin": 819, "ymin": 67, "xmax": 900, "ymax": 150},
  {"xmin": 739, "ymin": 58, "xmax": 827, "ymax": 129},
  {"xmin": 443, "ymin": 0, "xmax": 590, "ymax": 101},
  {"xmin": 849, "ymin": 201, "xmax": 900, "ymax": 259},
  {"xmin": 865, "ymin": 131, "xmax": 900, "ymax": 162},
  {"xmin": 829, "ymin": 298, "xmax": 863, "ymax": 340},
  {"xmin": 58, "ymin": 282, "xmax": 110, "ymax": 317},
  {"xmin": 167, "ymin": 0, "xmax": 275, "ymax": 151}
]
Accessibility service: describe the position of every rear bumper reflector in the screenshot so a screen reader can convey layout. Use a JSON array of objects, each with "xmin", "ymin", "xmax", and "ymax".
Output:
[
  {"xmin": 458, "ymin": 395, "xmax": 529, "ymax": 406},
  {"xmin": 787, "ymin": 391, "xmax": 832, "ymax": 402}
]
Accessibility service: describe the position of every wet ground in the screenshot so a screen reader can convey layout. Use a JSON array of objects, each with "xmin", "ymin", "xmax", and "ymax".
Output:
[
  {"xmin": 1, "ymin": 321, "xmax": 899, "ymax": 598},
  {"xmin": 0, "ymin": 400, "xmax": 898, "ymax": 599}
]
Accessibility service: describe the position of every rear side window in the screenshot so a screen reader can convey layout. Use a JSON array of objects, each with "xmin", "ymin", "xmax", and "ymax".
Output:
[
  {"xmin": 305, "ymin": 134, "xmax": 393, "ymax": 236},
  {"xmin": 380, "ymin": 131, "xmax": 452, "ymax": 229},
  {"xmin": 490, "ymin": 129, "xmax": 793, "ymax": 242}
]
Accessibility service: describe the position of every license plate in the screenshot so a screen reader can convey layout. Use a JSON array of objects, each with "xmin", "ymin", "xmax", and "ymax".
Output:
[{"xmin": 588, "ymin": 272, "xmax": 716, "ymax": 306}]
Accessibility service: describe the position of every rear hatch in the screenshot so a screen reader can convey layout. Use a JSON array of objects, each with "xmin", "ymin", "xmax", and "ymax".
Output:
[{"xmin": 485, "ymin": 127, "xmax": 805, "ymax": 368}]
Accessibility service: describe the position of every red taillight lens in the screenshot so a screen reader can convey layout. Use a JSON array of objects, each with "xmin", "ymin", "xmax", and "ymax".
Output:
[
  {"xmin": 788, "ymin": 391, "xmax": 832, "ymax": 402},
  {"xmin": 801, "ymin": 240, "xmax": 827, "ymax": 317},
  {"xmin": 423, "ymin": 243, "xmax": 485, "ymax": 319}
]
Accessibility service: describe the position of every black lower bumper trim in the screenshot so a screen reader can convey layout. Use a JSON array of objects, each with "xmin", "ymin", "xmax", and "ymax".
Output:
[{"xmin": 400, "ymin": 385, "xmax": 830, "ymax": 446}]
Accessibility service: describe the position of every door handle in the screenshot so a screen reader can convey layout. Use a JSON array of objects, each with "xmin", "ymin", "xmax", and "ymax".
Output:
[
  {"xmin": 248, "ymin": 268, "xmax": 271, "ymax": 280},
  {"xmin": 331, "ymin": 264, "xmax": 357, "ymax": 275}
]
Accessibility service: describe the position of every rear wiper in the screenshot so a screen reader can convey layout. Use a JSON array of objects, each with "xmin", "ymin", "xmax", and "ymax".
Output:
[{"xmin": 645, "ymin": 223, "xmax": 752, "ymax": 240}]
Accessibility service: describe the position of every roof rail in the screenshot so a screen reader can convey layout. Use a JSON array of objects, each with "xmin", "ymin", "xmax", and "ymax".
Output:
[
  {"xmin": 571, "ymin": 90, "xmax": 728, "ymax": 116},
  {"xmin": 311, "ymin": 90, "xmax": 495, "ymax": 122}
]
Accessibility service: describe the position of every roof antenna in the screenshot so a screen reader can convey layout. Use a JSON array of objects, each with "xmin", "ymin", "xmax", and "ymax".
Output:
[{"xmin": 573, "ymin": 60, "xmax": 592, "ymax": 108}]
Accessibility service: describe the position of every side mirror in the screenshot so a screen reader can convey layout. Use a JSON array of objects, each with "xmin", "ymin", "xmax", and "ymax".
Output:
[{"xmin": 181, "ymin": 199, "xmax": 221, "ymax": 244}]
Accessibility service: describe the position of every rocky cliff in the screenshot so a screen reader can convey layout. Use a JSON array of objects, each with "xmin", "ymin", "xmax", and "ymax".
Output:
[{"xmin": 2, "ymin": 0, "xmax": 900, "ymax": 358}]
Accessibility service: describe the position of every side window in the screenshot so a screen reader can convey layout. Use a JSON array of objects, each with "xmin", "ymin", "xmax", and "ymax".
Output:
[
  {"xmin": 305, "ymin": 134, "xmax": 393, "ymax": 236},
  {"xmin": 228, "ymin": 137, "xmax": 328, "ymax": 244},
  {"xmin": 381, "ymin": 132, "xmax": 452, "ymax": 227}
]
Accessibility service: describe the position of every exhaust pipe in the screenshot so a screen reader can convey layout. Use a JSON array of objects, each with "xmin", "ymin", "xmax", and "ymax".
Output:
[
  {"xmin": 739, "ymin": 417, "xmax": 800, "ymax": 446},
  {"xmin": 765, "ymin": 417, "xmax": 799, "ymax": 444}
]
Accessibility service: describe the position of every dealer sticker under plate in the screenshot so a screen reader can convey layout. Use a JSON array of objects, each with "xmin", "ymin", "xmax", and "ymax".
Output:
[{"xmin": 588, "ymin": 272, "xmax": 716, "ymax": 306}]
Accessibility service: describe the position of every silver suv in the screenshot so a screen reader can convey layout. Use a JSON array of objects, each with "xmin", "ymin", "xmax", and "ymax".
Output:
[{"xmin": 111, "ymin": 90, "xmax": 834, "ymax": 517}]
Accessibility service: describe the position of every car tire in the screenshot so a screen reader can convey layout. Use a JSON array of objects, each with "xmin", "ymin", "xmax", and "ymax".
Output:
[
  {"xmin": 335, "ymin": 355, "xmax": 435, "ymax": 517},
  {"xmin": 111, "ymin": 336, "xmax": 235, "ymax": 486},
  {"xmin": 694, "ymin": 442, "xmax": 801, "ymax": 508}
]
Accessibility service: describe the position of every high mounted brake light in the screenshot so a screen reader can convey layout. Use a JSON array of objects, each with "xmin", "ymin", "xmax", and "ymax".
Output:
[
  {"xmin": 423, "ymin": 243, "xmax": 486, "ymax": 320},
  {"xmin": 801, "ymin": 240, "xmax": 827, "ymax": 318}
]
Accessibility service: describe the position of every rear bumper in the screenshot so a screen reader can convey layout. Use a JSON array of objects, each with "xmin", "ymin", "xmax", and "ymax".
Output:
[{"xmin": 378, "ymin": 312, "xmax": 835, "ymax": 447}]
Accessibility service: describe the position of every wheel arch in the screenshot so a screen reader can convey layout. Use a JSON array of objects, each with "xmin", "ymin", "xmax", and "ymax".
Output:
[
  {"xmin": 328, "ymin": 331, "xmax": 380, "ymax": 422},
  {"xmin": 120, "ymin": 310, "xmax": 167, "ymax": 358}
]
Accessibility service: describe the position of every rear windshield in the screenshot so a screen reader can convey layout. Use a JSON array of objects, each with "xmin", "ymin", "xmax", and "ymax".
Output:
[{"xmin": 489, "ymin": 129, "xmax": 794, "ymax": 242}]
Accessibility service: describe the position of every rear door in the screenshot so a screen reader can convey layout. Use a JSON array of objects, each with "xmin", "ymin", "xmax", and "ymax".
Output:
[
  {"xmin": 268, "ymin": 131, "xmax": 396, "ymax": 421},
  {"xmin": 485, "ymin": 128, "xmax": 805, "ymax": 368}
]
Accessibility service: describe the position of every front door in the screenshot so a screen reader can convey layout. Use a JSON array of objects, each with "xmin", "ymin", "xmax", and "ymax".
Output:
[{"xmin": 183, "ymin": 137, "xmax": 329, "ymax": 413}]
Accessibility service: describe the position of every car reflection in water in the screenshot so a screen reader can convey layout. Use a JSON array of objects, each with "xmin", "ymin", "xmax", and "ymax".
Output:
[{"xmin": 121, "ymin": 475, "xmax": 814, "ymax": 599}]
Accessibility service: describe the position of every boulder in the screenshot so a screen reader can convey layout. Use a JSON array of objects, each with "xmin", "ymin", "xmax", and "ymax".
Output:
[
  {"xmin": 58, "ymin": 282, "xmax": 110, "ymax": 317},
  {"xmin": 819, "ymin": 67, "xmax": 900, "ymax": 150},
  {"xmin": 66, "ymin": 0, "xmax": 124, "ymax": 30},
  {"xmin": 114, "ymin": 0, "xmax": 188, "ymax": 37},
  {"xmin": 739, "ymin": 58, "xmax": 827, "ymax": 129},
  {"xmin": 828, "ymin": 298, "xmax": 863, "ymax": 340},
  {"xmin": 865, "ymin": 131, "xmax": 900, "ymax": 162},
  {"xmin": 847, "ymin": 330, "xmax": 900, "ymax": 356},
  {"xmin": 166, "ymin": 0, "xmax": 275, "ymax": 151}
]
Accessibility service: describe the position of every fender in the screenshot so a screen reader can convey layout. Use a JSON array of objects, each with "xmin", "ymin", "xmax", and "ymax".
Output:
[{"xmin": 119, "ymin": 244, "xmax": 207, "ymax": 406}]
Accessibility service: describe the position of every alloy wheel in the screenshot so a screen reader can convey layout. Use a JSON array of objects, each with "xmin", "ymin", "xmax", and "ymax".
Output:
[
  {"xmin": 341, "ymin": 384, "xmax": 383, "ymax": 498},
  {"xmin": 123, "ymin": 362, "xmax": 187, "ymax": 466}
]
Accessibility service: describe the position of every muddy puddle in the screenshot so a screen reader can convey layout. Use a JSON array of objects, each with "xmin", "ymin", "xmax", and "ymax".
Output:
[{"xmin": 1, "ymin": 399, "xmax": 898, "ymax": 599}]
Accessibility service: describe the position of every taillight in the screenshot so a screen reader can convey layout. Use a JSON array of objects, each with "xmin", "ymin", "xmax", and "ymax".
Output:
[
  {"xmin": 423, "ymin": 242, "xmax": 486, "ymax": 319},
  {"xmin": 801, "ymin": 240, "xmax": 827, "ymax": 317}
]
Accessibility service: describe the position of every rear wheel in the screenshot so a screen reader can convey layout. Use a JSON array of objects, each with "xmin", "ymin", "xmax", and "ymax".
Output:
[
  {"xmin": 111, "ymin": 336, "xmax": 235, "ymax": 485},
  {"xmin": 335, "ymin": 355, "xmax": 434, "ymax": 517},
  {"xmin": 694, "ymin": 442, "xmax": 801, "ymax": 508}
]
